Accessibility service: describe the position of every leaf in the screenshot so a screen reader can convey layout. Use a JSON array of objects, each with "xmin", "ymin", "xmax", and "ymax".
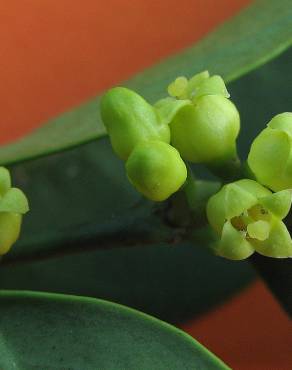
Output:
[
  {"xmin": 0, "ymin": 291, "xmax": 230, "ymax": 370},
  {"xmin": 0, "ymin": 241, "xmax": 254, "ymax": 324},
  {"xmin": 0, "ymin": 0, "xmax": 291, "ymax": 166}
]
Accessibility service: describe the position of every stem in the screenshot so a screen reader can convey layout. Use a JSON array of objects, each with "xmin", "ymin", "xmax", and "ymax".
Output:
[
  {"xmin": 183, "ymin": 167, "xmax": 221, "ymax": 222},
  {"xmin": 1, "ymin": 226, "xmax": 185, "ymax": 267},
  {"xmin": 207, "ymin": 154, "xmax": 242, "ymax": 182}
]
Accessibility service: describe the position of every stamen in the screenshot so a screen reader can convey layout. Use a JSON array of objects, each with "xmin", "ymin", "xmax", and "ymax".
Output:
[
  {"xmin": 248, "ymin": 204, "xmax": 270, "ymax": 221},
  {"xmin": 231, "ymin": 216, "xmax": 247, "ymax": 232}
]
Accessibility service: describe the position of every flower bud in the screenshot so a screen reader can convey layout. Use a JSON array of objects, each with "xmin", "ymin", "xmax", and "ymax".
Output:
[
  {"xmin": 100, "ymin": 87, "xmax": 170, "ymax": 160},
  {"xmin": 0, "ymin": 213, "xmax": 22, "ymax": 255},
  {"xmin": 206, "ymin": 179, "xmax": 292, "ymax": 260},
  {"xmin": 166, "ymin": 72, "xmax": 240, "ymax": 164},
  {"xmin": 126, "ymin": 141, "xmax": 187, "ymax": 201},
  {"xmin": 248, "ymin": 113, "xmax": 292, "ymax": 191},
  {"xmin": 0, "ymin": 167, "xmax": 29, "ymax": 255},
  {"xmin": 170, "ymin": 95, "xmax": 240, "ymax": 163}
]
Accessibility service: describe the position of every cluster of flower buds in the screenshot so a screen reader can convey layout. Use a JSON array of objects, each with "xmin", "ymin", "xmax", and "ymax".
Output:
[
  {"xmin": 0, "ymin": 167, "xmax": 29, "ymax": 256},
  {"xmin": 101, "ymin": 71, "xmax": 238, "ymax": 201},
  {"xmin": 100, "ymin": 87, "xmax": 188, "ymax": 201},
  {"xmin": 101, "ymin": 71, "xmax": 292, "ymax": 260}
]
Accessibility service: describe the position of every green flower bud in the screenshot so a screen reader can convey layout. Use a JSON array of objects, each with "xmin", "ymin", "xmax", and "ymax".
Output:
[
  {"xmin": 165, "ymin": 71, "xmax": 240, "ymax": 164},
  {"xmin": 206, "ymin": 179, "xmax": 292, "ymax": 260},
  {"xmin": 100, "ymin": 87, "xmax": 170, "ymax": 160},
  {"xmin": 248, "ymin": 113, "xmax": 292, "ymax": 191},
  {"xmin": 170, "ymin": 94, "xmax": 240, "ymax": 163},
  {"xmin": 126, "ymin": 141, "xmax": 187, "ymax": 201},
  {"xmin": 0, "ymin": 167, "xmax": 29, "ymax": 255}
]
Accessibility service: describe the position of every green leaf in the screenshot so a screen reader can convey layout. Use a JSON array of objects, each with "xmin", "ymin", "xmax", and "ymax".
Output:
[
  {"xmin": 0, "ymin": 0, "xmax": 291, "ymax": 166},
  {"xmin": 0, "ymin": 241, "xmax": 254, "ymax": 324},
  {"xmin": 0, "ymin": 291, "xmax": 230, "ymax": 370}
]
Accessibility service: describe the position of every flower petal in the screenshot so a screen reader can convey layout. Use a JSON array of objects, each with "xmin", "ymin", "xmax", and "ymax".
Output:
[
  {"xmin": 0, "ymin": 213, "xmax": 22, "ymax": 255},
  {"xmin": 154, "ymin": 97, "xmax": 192, "ymax": 126},
  {"xmin": 0, "ymin": 167, "xmax": 11, "ymax": 196},
  {"xmin": 224, "ymin": 183, "xmax": 258, "ymax": 219},
  {"xmin": 193, "ymin": 75, "xmax": 230, "ymax": 101},
  {"xmin": 0, "ymin": 188, "xmax": 29, "ymax": 214},
  {"xmin": 167, "ymin": 76, "xmax": 188, "ymax": 99},
  {"xmin": 251, "ymin": 218, "xmax": 292, "ymax": 258},
  {"xmin": 247, "ymin": 220, "xmax": 270, "ymax": 241},
  {"xmin": 216, "ymin": 221, "xmax": 254, "ymax": 260},
  {"xmin": 259, "ymin": 189, "xmax": 292, "ymax": 219}
]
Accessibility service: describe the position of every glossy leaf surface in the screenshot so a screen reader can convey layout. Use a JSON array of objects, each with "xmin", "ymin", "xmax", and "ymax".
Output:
[
  {"xmin": 0, "ymin": 241, "xmax": 253, "ymax": 323},
  {"xmin": 0, "ymin": 291, "xmax": 230, "ymax": 370}
]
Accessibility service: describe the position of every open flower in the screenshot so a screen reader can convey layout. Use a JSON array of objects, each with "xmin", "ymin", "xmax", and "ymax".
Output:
[
  {"xmin": 248, "ymin": 112, "xmax": 292, "ymax": 191},
  {"xmin": 0, "ymin": 167, "xmax": 29, "ymax": 255},
  {"xmin": 207, "ymin": 179, "xmax": 292, "ymax": 260}
]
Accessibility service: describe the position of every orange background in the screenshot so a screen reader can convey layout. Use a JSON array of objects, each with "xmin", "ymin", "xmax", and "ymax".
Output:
[{"xmin": 1, "ymin": 1, "xmax": 291, "ymax": 369}]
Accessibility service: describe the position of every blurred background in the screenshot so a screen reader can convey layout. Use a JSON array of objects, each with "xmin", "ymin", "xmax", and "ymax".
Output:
[{"xmin": 1, "ymin": 1, "xmax": 291, "ymax": 369}]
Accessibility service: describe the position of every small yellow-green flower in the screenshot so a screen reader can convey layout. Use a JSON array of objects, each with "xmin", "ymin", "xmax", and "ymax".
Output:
[
  {"xmin": 0, "ymin": 167, "xmax": 29, "ymax": 255},
  {"xmin": 207, "ymin": 179, "xmax": 292, "ymax": 260},
  {"xmin": 248, "ymin": 112, "xmax": 292, "ymax": 191},
  {"xmin": 126, "ymin": 141, "xmax": 187, "ymax": 201},
  {"xmin": 166, "ymin": 71, "xmax": 240, "ymax": 164}
]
